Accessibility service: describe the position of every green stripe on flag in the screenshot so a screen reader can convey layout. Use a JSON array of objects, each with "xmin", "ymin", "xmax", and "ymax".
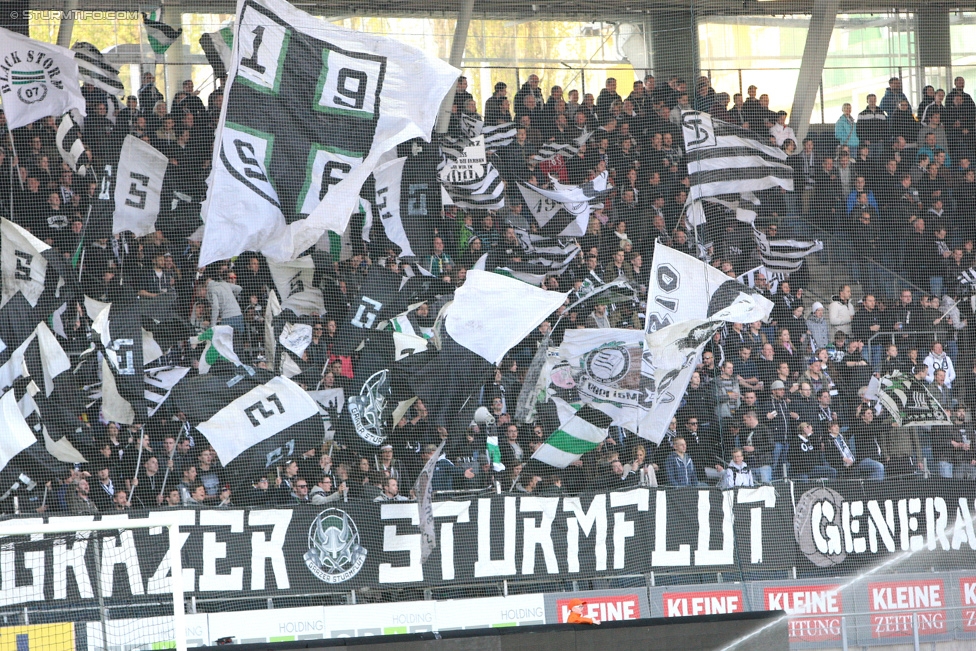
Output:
[{"xmin": 543, "ymin": 429, "xmax": 601, "ymax": 456}]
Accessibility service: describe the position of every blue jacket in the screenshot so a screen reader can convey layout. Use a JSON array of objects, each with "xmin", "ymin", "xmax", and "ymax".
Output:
[
  {"xmin": 666, "ymin": 453, "xmax": 697, "ymax": 487},
  {"xmin": 834, "ymin": 114, "xmax": 859, "ymax": 148}
]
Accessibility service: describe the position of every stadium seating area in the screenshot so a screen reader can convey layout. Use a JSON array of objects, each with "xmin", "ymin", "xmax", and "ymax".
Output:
[{"xmin": 1, "ymin": 64, "xmax": 974, "ymax": 522}]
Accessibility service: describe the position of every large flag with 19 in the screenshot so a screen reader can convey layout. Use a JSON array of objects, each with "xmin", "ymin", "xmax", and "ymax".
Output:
[{"xmin": 199, "ymin": 0, "xmax": 458, "ymax": 265}]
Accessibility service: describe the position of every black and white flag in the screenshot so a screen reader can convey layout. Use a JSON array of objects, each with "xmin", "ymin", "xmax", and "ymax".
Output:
[
  {"xmin": 172, "ymin": 370, "xmax": 321, "ymax": 484},
  {"xmin": 267, "ymin": 257, "xmax": 325, "ymax": 317},
  {"xmin": 680, "ymin": 110, "xmax": 793, "ymax": 225},
  {"xmin": 440, "ymin": 161, "xmax": 505, "ymax": 210},
  {"xmin": 114, "ymin": 135, "xmax": 170, "ymax": 237},
  {"xmin": 680, "ymin": 110, "xmax": 793, "ymax": 199},
  {"xmin": 0, "ymin": 390, "xmax": 40, "ymax": 475},
  {"xmin": 71, "ymin": 42, "xmax": 124, "ymax": 96},
  {"xmin": 752, "ymin": 227, "xmax": 823, "ymax": 275},
  {"xmin": 90, "ymin": 301, "xmax": 149, "ymax": 424},
  {"xmin": 474, "ymin": 230, "xmax": 580, "ymax": 286},
  {"xmin": 517, "ymin": 170, "xmax": 609, "ymax": 237},
  {"xmin": 373, "ymin": 157, "xmax": 416, "ymax": 258},
  {"xmin": 0, "ymin": 29, "xmax": 86, "ymax": 130},
  {"xmin": 483, "ymin": 121, "xmax": 517, "ymax": 152},
  {"xmin": 1, "ymin": 219, "xmax": 51, "ymax": 309},
  {"xmin": 957, "ymin": 267, "xmax": 976, "ymax": 290},
  {"xmin": 531, "ymin": 130, "xmax": 591, "ymax": 162},
  {"xmin": 56, "ymin": 114, "xmax": 88, "ymax": 175},
  {"xmin": 199, "ymin": 0, "xmax": 459, "ymax": 265},
  {"xmin": 873, "ymin": 371, "xmax": 950, "ymax": 427}
]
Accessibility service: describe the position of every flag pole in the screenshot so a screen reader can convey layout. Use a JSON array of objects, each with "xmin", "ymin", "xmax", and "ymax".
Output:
[{"xmin": 157, "ymin": 422, "xmax": 185, "ymax": 501}]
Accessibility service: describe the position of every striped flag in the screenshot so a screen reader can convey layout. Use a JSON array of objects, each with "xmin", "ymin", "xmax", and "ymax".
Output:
[
  {"xmin": 957, "ymin": 267, "xmax": 976, "ymax": 289},
  {"xmin": 440, "ymin": 161, "xmax": 505, "ymax": 210},
  {"xmin": 142, "ymin": 12, "xmax": 183, "ymax": 55},
  {"xmin": 474, "ymin": 229, "xmax": 580, "ymax": 286},
  {"xmin": 515, "ymin": 230, "xmax": 580, "ymax": 276},
  {"xmin": 681, "ymin": 110, "xmax": 793, "ymax": 199},
  {"xmin": 533, "ymin": 399, "xmax": 612, "ymax": 468},
  {"xmin": 532, "ymin": 130, "xmax": 591, "ymax": 162},
  {"xmin": 70, "ymin": 42, "xmax": 123, "ymax": 96},
  {"xmin": 440, "ymin": 114, "xmax": 484, "ymax": 160},
  {"xmin": 680, "ymin": 110, "xmax": 793, "ymax": 226},
  {"xmin": 518, "ymin": 170, "xmax": 609, "ymax": 237},
  {"xmin": 752, "ymin": 227, "xmax": 823, "ymax": 275},
  {"xmin": 483, "ymin": 121, "xmax": 516, "ymax": 152}
]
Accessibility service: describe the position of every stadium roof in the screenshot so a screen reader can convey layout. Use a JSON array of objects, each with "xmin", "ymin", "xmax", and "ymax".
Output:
[{"xmin": 33, "ymin": 0, "xmax": 967, "ymax": 22}]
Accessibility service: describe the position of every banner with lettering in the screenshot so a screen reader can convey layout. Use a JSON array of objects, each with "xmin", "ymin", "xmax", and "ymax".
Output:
[{"xmin": 0, "ymin": 482, "xmax": 974, "ymax": 613}]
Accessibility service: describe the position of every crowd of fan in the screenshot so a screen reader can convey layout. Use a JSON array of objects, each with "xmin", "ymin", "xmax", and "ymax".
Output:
[{"xmin": 1, "ymin": 68, "xmax": 975, "ymax": 517}]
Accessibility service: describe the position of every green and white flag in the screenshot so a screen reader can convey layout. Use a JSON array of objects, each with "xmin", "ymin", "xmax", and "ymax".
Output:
[
  {"xmin": 200, "ymin": 20, "xmax": 234, "ymax": 78},
  {"xmin": 533, "ymin": 398, "xmax": 613, "ymax": 468},
  {"xmin": 548, "ymin": 328, "xmax": 649, "ymax": 432},
  {"xmin": 485, "ymin": 435, "xmax": 504, "ymax": 471},
  {"xmin": 193, "ymin": 325, "xmax": 242, "ymax": 374},
  {"xmin": 142, "ymin": 12, "xmax": 183, "ymax": 55},
  {"xmin": 873, "ymin": 370, "xmax": 951, "ymax": 427}
]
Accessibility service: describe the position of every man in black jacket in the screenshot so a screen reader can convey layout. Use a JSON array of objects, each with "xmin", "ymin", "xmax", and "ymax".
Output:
[{"xmin": 852, "ymin": 294, "xmax": 883, "ymax": 368}]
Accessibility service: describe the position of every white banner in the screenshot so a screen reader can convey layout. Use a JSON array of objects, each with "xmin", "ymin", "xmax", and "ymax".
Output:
[{"xmin": 113, "ymin": 135, "xmax": 170, "ymax": 237}]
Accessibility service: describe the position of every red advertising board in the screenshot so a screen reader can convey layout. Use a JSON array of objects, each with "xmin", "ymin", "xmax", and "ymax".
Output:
[
  {"xmin": 868, "ymin": 579, "xmax": 947, "ymax": 638},
  {"xmin": 763, "ymin": 585, "xmax": 842, "ymax": 642},
  {"xmin": 961, "ymin": 578, "xmax": 976, "ymax": 633},
  {"xmin": 663, "ymin": 590, "xmax": 744, "ymax": 617},
  {"xmin": 555, "ymin": 594, "xmax": 642, "ymax": 623}
]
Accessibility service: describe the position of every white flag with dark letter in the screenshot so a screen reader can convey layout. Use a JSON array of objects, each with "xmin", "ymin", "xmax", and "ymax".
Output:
[
  {"xmin": 196, "ymin": 375, "xmax": 319, "ymax": 465},
  {"xmin": 114, "ymin": 135, "xmax": 170, "ymax": 237},
  {"xmin": 199, "ymin": 0, "xmax": 458, "ymax": 265},
  {"xmin": 1, "ymin": 219, "xmax": 50, "ymax": 309}
]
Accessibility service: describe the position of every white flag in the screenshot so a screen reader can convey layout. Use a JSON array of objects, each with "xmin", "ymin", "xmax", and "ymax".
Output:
[
  {"xmin": 373, "ymin": 157, "xmax": 415, "ymax": 258},
  {"xmin": 0, "ymin": 28, "xmax": 86, "ymax": 130},
  {"xmin": 638, "ymin": 319, "xmax": 727, "ymax": 444},
  {"xmin": 56, "ymin": 113, "xmax": 87, "ymax": 173},
  {"xmin": 0, "ymin": 390, "xmax": 37, "ymax": 474},
  {"xmin": 552, "ymin": 328, "xmax": 649, "ymax": 431},
  {"xmin": 267, "ymin": 257, "xmax": 324, "ymax": 316},
  {"xmin": 645, "ymin": 243, "xmax": 773, "ymax": 333},
  {"xmin": 199, "ymin": 0, "xmax": 459, "ymax": 265},
  {"xmin": 114, "ymin": 135, "xmax": 170, "ymax": 237},
  {"xmin": 446, "ymin": 269, "xmax": 567, "ymax": 364},
  {"xmin": 1, "ymin": 218, "xmax": 50, "ymax": 309},
  {"xmin": 197, "ymin": 376, "xmax": 319, "ymax": 465}
]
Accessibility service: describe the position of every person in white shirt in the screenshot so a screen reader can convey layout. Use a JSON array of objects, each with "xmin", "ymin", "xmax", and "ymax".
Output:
[
  {"xmin": 720, "ymin": 448, "xmax": 755, "ymax": 488},
  {"xmin": 924, "ymin": 341, "xmax": 956, "ymax": 386},
  {"xmin": 770, "ymin": 110, "xmax": 797, "ymax": 147}
]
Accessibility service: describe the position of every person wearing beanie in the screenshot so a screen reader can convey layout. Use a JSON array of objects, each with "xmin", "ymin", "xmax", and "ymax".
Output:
[{"xmin": 806, "ymin": 302, "xmax": 830, "ymax": 352}]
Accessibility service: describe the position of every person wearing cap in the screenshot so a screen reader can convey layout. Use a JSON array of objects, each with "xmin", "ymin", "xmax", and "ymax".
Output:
[
  {"xmin": 566, "ymin": 598, "xmax": 599, "ymax": 625},
  {"xmin": 806, "ymin": 302, "xmax": 830, "ymax": 352}
]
